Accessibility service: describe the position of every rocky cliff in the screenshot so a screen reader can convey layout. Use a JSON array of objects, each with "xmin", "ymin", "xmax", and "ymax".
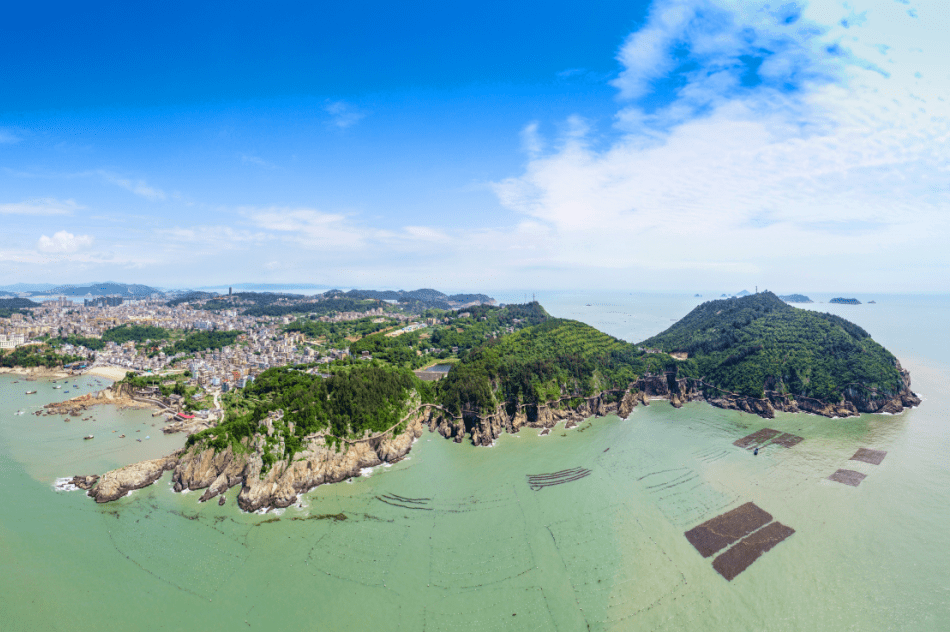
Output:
[
  {"xmin": 75, "ymin": 368, "xmax": 920, "ymax": 510},
  {"xmin": 685, "ymin": 361, "xmax": 921, "ymax": 420},
  {"xmin": 79, "ymin": 408, "xmax": 430, "ymax": 511}
]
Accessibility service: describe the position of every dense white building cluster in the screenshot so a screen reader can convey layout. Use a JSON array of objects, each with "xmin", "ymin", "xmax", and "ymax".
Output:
[{"xmin": 6, "ymin": 298, "xmax": 357, "ymax": 394}]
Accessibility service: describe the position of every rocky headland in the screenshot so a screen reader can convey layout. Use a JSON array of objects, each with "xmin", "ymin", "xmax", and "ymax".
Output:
[
  {"xmin": 70, "ymin": 364, "xmax": 920, "ymax": 511},
  {"xmin": 44, "ymin": 381, "xmax": 155, "ymax": 417}
]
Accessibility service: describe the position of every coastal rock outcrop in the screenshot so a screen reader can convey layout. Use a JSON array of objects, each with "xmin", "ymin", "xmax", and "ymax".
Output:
[
  {"xmin": 76, "ymin": 365, "xmax": 921, "ymax": 510},
  {"xmin": 86, "ymin": 452, "xmax": 182, "ymax": 503},
  {"xmin": 157, "ymin": 410, "xmax": 430, "ymax": 512},
  {"xmin": 45, "ymin": 381, "xmax": 151, "ymax": 416},
  {"xmin": 69, "ymin": 474, "xmax": 99, "ymax": 490}
]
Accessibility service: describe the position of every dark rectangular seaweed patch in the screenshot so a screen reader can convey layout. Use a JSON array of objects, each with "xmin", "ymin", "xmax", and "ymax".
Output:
[
  {"xmin": 850, "ymin": 448, "xmax": 886, "ymax": 465},
  {"xmin": 828, "ymin": 469, "xmax": 866, "ymax": 487},
  {"xmin": 733, "ymin": 428, "xmax": 781, "ymax": 449},
  {"xmin": 771, "ymin": 433, "xmax": 804, "ymax": 448},
  {"xmin": 684, "ymin": 502, "xmax": 773, "ymax": 558},
  {"xmin": 712, "ymin": 521, "xmax": 795, "ymax": 581}
]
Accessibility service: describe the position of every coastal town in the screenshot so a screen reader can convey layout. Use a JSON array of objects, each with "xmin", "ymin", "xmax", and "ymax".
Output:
[{"xmin": 0, "ymin": 289, "xmax": 509, "ymax": 428}]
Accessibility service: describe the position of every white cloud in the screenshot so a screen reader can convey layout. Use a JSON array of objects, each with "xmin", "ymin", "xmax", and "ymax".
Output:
[
  {"xmin": 489, "ymin": 0, "xmax": 950, "ymax": 290},
  {"xmin": 240, "ymin": 153, "xmax": 276, "ymax": 169},
  {"xmin": 0, "ymin": 129, "xmax": 21, "ymax": 144},
  {"xmin": 250, "ymin": 207, "xmax": 377, "ymax": 249},
  {"xmin": 0, "ymin": 198, "xmax": 84, "ymax": 215},
  {"xmin": 521, "ymin": 122, "xmax": 543, "ymax": 156},
  {"xmin": 97, "ymin": 170, "xmax": 166, "ymax": 200},
  {"xmin": 37, "ymin": 230, "xmax": 94, "ymax": 253},
  {"xmin": 325, "ymin": 101, "xmax": 366, "ymax": 129}
]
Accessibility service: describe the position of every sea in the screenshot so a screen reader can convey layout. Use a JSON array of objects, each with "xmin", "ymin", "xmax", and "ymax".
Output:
[{"xmin": 1, "ymin": 292, "xmax": 947, "ymax": 631}]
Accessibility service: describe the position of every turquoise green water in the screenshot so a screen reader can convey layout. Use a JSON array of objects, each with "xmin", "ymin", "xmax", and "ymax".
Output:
[{"xmin": 2, "ymin": 294, "xmax": 948, "ymax": 631}]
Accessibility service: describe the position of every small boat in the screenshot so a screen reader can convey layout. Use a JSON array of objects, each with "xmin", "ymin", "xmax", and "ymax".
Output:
[
  {"xmin": 25, "ymin": 390, "xmax": 37, "ymax": 395},
  {"xmin": 14, "ymin": 410, "xmax": 24, "ymax": 416},
  {"xmin": 83, "ymin": 435, "xmax": 94, "ymax": 440},
  {"xmin": 119, "ymin": 434, "xmax": 125, "ymax": 438},
  {"xmin": 53, "ymin": 385, "xmax": 62, "ymax": 389},
  {"xmin": 136, "ymin": 439, "xmax": 142, "ymax": 442}
]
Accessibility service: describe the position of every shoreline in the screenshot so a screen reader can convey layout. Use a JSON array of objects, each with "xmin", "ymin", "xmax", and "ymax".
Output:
[
  {"xmin": 0, "ymin": 364, "xmax": 129, "ymax": 383},
  {"xmin": 0, "ymin": 366, "xmax": 70, "ymax": 380},
  {"xmin": 82, "ymin": 366, "xmax": 129, "ymax": 381},
  {"xmin": 69, "ymin": 371, "xmax": 922, "ymax": 511}
]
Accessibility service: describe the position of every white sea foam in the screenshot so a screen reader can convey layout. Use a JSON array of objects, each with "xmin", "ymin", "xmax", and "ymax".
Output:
[
  {"xmin": 53, "ymin": 477, "xmax": 78, "ymax": 492},
  {"xmin": 360, "ymin": 466, "xmax": 375, "ymax": 477}
]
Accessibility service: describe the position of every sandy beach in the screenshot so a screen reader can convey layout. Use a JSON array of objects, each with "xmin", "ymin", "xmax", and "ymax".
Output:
[
  {"xmin": 83, "ymin": 366, "xmax": 131, "ymax": 381},
  {"xmin": 0, "ymin": 366, "xmax": 69, "ymax": 379}
]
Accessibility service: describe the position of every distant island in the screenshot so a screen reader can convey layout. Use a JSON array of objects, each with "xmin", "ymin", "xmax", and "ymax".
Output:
[
  {"xmin": 830, "ymin": 297, "xmax": 862, "ymax": 305},
  {"xmin": 779, "ymin": 294, "xmax": 813, "ymax": 303},
  {"xmin": 69, "ymin": 292, "xmax": 920, "ymax": 511}
]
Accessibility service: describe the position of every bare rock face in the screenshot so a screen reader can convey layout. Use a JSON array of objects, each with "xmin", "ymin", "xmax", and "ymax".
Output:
[
  {"xmin": 173, "ymin": 444, "xmax": 246, "ymax": 495},
  {"xmin": 635, "ymin": 374, "xmax": 670, "ymax": 397},
  {"xmin": 88, "ymin": 452, "xmax": 181, "ymax": 503},
  {"xmin": 78, "ymin": 365, "xmax": 923, "ymax": 510},
  {"xmin": 69, "ymin": 474, "xmax": 99, "ymax": 490},
  {"xmin": 165, "ymin": 413, "xmax": 431, "ymax": 512},
  {"xmin": 617, "ymin": 391, "xmax": 639, "ymax": 418}
]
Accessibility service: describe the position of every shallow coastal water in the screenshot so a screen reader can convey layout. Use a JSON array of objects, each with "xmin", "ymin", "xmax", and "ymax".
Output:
[{"xmin": 1, "ymin": 293, "xmax": 948, "ymax": 631}]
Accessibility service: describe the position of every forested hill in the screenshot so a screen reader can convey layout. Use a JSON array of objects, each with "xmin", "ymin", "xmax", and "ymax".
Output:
[
  {"xmin": 638, "ymin": 292, "xmax": 903, "ymax": 400},
  {"xmin": 437, "ymin": 319, "xmax": 676, "ymax": 415},
  {"xmin": 439, "ymin": 292, "xmax": 909, "ymax": 414}
]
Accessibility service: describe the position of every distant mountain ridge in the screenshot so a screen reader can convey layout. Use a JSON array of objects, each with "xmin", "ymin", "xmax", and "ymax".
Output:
[
  {"xmin": 0, "ymin": 283, "xmax": 58, "ymax": 294},
  {"xmin": 28, "ymin": 282, "xmax": 161, "ymax": 298},
  {"xmin": 328, "ymin": 288, "xmax": 495, "ymax": 309}
]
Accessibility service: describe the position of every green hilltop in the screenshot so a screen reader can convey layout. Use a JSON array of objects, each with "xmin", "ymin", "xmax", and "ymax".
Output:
[
  {"xmin": 438, "ymin": 316, "xmax": 672, "ymax": 415},
  {"xmin": 638, "ymin": 291, "xmax": 901, "ymax": 400},
  {"xmin": 440, "ymin": 291, "xmax": 907, "ymax": 413}
]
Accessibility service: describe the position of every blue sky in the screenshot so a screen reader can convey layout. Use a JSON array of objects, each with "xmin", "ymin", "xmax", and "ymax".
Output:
[{"xmin": 1, "ymin": 0, "xmax": 947, "ymax": 292}]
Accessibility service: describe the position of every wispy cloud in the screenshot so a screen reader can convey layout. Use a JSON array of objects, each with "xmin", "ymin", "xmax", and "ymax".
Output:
[
  {"xmin": 0, "ymin": 128, "xmax": 21, "ymax": 144},
  {"xmin": 520, "ymin": 122, "xmax": 544, "ymax": 157},
  {"xmin": 0, "ymin": 198, "xmax": 84, "ymax": 215},
  {"xmin": 250, "ymin": 207, "xmax": 371, "ymax": 248},
  {"xmin": 37, "ymin": 230, "xmax": 94, "ymax": 253},
  {"xmin": 324, "ymin": 101, "xmax": 366, "ymax": 129},
  {"xmin": 96, "ymin": 170, "xmax": 166, "ymax": 200},
  {"xmin": 240, "ymin": 153, "xmax": 276, "ymax": 169},
  {"xmin": 489, "ymin": 0, "xmax": 950, "ymax": 288}
]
